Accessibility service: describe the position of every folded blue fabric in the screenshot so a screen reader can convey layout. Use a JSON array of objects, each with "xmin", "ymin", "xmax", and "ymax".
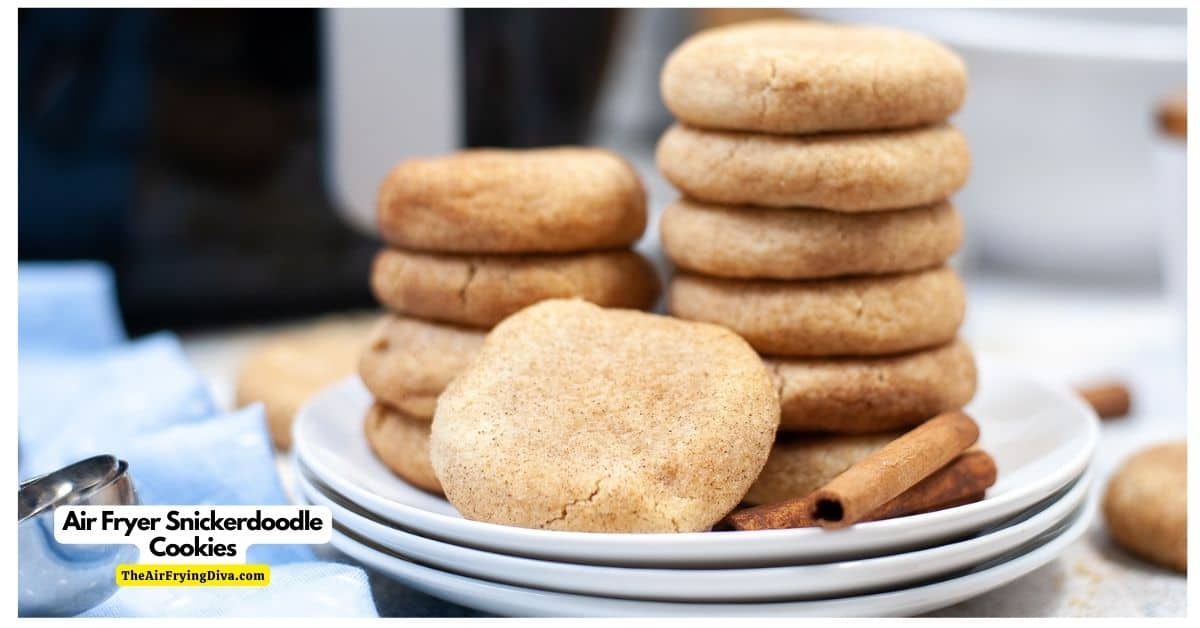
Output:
[
  {"xmin": 18, "ymin": 262, "xmax": 125, "ymax": 354},
  {"xmin": 18, "ymin": 262, "xmax": 378, "ymax": 617},
  {"xmin": 19, "ymin": 332, "xmax": 217, "ymax": 478}
]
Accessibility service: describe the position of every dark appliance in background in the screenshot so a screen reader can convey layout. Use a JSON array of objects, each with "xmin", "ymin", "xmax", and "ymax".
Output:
[
  {"xmin": 462, "ymin": 9, "xmax": 620, "ymax": 147},
  {"xmin": 18, "ymin": 8, "xmax": 621, "ymax": 335}
]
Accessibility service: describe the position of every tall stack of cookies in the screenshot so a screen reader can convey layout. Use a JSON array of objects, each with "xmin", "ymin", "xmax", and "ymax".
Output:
[
  {"xmin": 360, "ymin": 148, "xmax": 660, "ymax": 494},
  {"xmin": 657, "ymin": 20, "xmax": 978, "ymax": 505}
]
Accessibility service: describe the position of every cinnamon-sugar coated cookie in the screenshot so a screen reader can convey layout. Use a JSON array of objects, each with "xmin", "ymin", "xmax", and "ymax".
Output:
[
  {"xmin": 744, "ymin": 432, "xmax": 901, "ymax": 506},
  {"xmin": 1103, "ymin": 441, "xmax": 1186, "ymax": 572},
  {"xmin": 431, "ymin": 299, "xmax": 780, "ymax": 533},
  {"xmin": 768, "ymin": 339, "xmax": 977, "ymax": 433},
  {"xmin": 364, "ymin": 403, "xmax": 443, "ymax": 495},
  {"xmin": 661, "ymin": 199, "xmax": 962, "ymax": 280},
  {"xmin": 669, "ymin": 266, "xmax": 966, "ymax": 357},
  {"xmin": 661, "ymin": 20, "xmax": 966, "ymax": 135},
  {"xmin": 370, "ymin": 248, "xmax": 660, "ymax": 329},
  {"xmin": 377, "ymin": 148, "xmax": 647, "ymax": 253},
  {"xmin": 358, "ymin": 315, "xmax": 485, "ymax": 419},
  {"xmin": 656, "ymin": 123, "xmax": 969, "ymax": 211}
]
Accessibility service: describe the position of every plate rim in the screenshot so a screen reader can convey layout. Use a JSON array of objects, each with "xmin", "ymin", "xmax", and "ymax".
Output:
[
  {"xmin": 322, "ymin": 495, "xmax": 1097, "ymax": 616},
  {"xmin": 297, "ymin": 457, "xmax": 1093, "ymax": 602}
]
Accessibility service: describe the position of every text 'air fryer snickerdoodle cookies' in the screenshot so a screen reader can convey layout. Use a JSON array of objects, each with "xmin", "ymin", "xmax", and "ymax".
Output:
[
  {"xmin": 431, "ymin": 299, "xmax": 780, "ymax": 533},
  {"xmin": 360, "ymin": 147, "xmax": 660, "ymax": 491}
]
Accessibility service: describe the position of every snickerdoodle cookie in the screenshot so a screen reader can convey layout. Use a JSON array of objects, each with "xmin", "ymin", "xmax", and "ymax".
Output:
[
  {"xmin": 744, "ymin": 432, "xmax": 901, "ymax": 506},
  {"xmin": 358, "ymin": 315, "xmax": 485, "ymax": 419},
  {"xmin": 370, "ymin": 248, "xmax": 661, "ymax": 329},
  {"xmin": 661, "ymin": 20, "xmax": 966, "ymax": 135},
  {"xmin": 377, "ymin": 148, "xmax": 647, "ymax": 253},
  {"xmin": 768, "ymin": 339, "xmax": 977, "ymax": 432},
  {"xmin": 669, "ymin": 266, "xmax": 966, "ymax": 357},
  {"xmin": 660, "ymin": 199, "xmax": 962, "ymax": 279},
  {"xmin": 1103, "ymin": 441, "xmax": 1186, "ymax": 573},
  {"xmin": 364, "ymin": 403, "xmax": 443, "ymax": 495},
  {"xmin": 236, "ymin": 314, "xmax": 375, "ymax": 449},
  {"xmin": 656, "ymin": 123, "xmax": 969, "ymax": 211},
  {"xmin": 431, "ymin": 299, "xmax": 780, "ymax": 533}
]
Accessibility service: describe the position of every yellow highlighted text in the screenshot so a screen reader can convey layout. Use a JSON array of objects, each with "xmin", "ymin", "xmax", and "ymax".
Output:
[{"xmin": 115, "ymin": 564, "xmax": 270, "ymax": 587}]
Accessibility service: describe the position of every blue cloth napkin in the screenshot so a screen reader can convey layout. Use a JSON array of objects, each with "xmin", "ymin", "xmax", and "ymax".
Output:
[{"xmin": 18, "ymin": 262, "xmax": 378, "ymax": 617}]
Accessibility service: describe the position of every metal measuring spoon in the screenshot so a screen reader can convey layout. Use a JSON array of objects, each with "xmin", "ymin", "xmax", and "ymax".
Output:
[{"xmin": 18, "ymin": 455, "xmax": 140, "ymax": 617}]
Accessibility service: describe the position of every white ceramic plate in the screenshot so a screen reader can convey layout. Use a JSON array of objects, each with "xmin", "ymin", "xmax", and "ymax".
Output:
[
  {"xmin": 297, "ymin": 458, "xmax": 1091, "ymax": 602},
  {"xmin": 323, "ymin": 495, "xmax": 1096, "ymax": 616},
  {"xmin": 292, "ymin": 357, "xmax": 1098, "ymax": 567}
]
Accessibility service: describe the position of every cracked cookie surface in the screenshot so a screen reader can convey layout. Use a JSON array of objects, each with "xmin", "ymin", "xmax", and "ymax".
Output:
[
  {"xmin": 358, "ymin": 314, "xmax": 486, "ymax": 419},
  {"xmin": 430, "ymin": 299, "xmax": 780, "ymax": 532},
  {"xmin": 669, "ymin": 266, "xmax": 966, "ymax": 357},
  {"xmin": 377, "ymin": 148, "xmax": 647, "ymax": 253},
  {"xmin": 661, "ymin": 20, "xmax": 966, "ymax": 135},
  {"xmin": 657, "ymin": 122, "xmax": 969, "ymax": 212},
  {"xmin": 370, "ymin": 248, "xmax": 661, "ymax": 328},
  {"xmin": 661, "ymin": 198, "xmax": 962, "ymax": 279}
]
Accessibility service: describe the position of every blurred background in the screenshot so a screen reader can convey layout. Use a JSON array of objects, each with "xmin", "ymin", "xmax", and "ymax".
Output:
[{"xmin": 19, "ymin": 7, "xmax": 1186, "ymax": 333}]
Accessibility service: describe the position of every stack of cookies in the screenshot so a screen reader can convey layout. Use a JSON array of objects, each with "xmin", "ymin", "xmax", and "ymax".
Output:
[
  {"xmin": 656, "ymin": 20, "xmax": 978, "ymax": 504},
  {"xmin": 359, "ymin": 148, "xmax": 660, "ymax": 494}
]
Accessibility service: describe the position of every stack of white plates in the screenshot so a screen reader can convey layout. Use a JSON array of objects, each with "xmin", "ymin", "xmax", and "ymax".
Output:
[{"xmin": 289, "ymin": 357, "xmax": 1099, "ymax": 616}]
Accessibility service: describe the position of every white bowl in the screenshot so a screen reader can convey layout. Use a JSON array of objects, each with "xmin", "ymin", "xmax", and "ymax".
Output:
[{"xmin": 292, "ymin": 356, "xmax": 1099, "ymax": 567}]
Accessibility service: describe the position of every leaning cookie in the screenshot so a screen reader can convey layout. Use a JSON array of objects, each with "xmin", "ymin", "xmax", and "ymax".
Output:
[
  {"xmin": 1103, "ymin": 441, "xmax": 1186, "ymax": 573},
  {"xmin": 744, "ymin": 432, "xmax": 901, "ymax": 506},
  {"xmin": 661, "ymin": 199, "xmax": 962, "ymax": 280},
  {"xmin": 364, "ymin": 403, "xmax": 443, "ymax": 495},
  {"xmin": 370, "ymin": 248, "xmax": 661, "ymax": 328},
  {"xmin": 657, "ymin": 123, "xmax": 969, "ymax": 212},
  {"xmin": 661, "ymin": 20, "xmax": 966, "ymax": 135},
  {"xmin": 432, "ymin": 299, "xmax": 780, "ymax": 533},
  {"xmin": 358, "ymin": 315, "xmax": 485, "ymax": 419},
  {"xmin": 669, "ymin": 267, "xmax": 966, "ymax": 357},
  {"xmin": 769, "ymin": 339, "xmax": 977, "ymax": 433},
  {"xmin": 377, "ymin": 148, "xmax": 646, "ymax": 254}
]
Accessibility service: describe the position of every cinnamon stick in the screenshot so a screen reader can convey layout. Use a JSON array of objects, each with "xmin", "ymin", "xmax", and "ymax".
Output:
[
  {"xmin": 1076, "ymin": 381, "xmax": 1131, "ymax": 419},
  {"xmin": 726, "ymin": 448, "xmax": 995, "ymax": 531},
  {"xmin": 863, "ymin": 449, "xmax": 996, "ymax": 520},
  {"xmin": 809, "ymin": 410, "xmax": 978, "ymax": 529}
]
